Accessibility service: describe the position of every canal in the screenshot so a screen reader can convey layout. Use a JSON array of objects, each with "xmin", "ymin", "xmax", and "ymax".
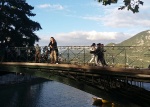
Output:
[{"xmin": 0, "ymin": 74, "xmax": 149, "ymax": 107}]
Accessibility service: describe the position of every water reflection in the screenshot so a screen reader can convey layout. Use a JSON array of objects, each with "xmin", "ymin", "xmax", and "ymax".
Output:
[{"xmin": 0, "ymin": 79, "xmax": 144, "ymax": 107}]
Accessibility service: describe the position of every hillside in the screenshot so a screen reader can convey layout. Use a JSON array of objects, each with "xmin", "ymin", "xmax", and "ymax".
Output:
[
  {"xmin": 118, "ymin": 30, "xmax": 150, "ymax": 46},
  {"xmin": 106, "ymin": 30, "xmax": 150, "ymax": 46},
  {"xmin": 105, "ymin": 30, "xmax": 150, "ymax": 68}
]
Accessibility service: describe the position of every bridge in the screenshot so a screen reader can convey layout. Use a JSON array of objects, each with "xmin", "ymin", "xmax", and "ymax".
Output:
[{"xmin": 1, "ymin": 46, "xmax": 150, "ymax": 106}]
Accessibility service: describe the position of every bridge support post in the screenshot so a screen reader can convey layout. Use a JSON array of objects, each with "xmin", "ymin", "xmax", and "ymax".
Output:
[
  {"xmin": 125, "ymin": 48, "xmax": 127, "ymax": 69},
  {"xmin": 83, "ymin": 47, "xmax": 85, "ymax": 65},
  {"xmin": 67, "ymin": 47, "xmax": 70, "ymax": 64}
]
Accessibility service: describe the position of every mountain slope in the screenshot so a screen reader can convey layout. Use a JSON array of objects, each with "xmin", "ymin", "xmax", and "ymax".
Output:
[{"xmin": 118, "ymin": 30, "xmax": 150, "ymax": 46}]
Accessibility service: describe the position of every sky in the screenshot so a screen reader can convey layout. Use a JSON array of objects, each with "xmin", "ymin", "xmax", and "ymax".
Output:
[{"xmin": 26, "ymin": 0, "xmax": 150, "ymax": 46}]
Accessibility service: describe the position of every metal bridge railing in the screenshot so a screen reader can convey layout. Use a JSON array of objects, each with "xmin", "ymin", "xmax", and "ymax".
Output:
[{"xmin": 0, "ymin": 46, "xmax": 150, "ymax": 68}]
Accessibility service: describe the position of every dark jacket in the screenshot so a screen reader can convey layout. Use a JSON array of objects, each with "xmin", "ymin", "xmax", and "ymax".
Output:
[
  {"xmin": 48, "ymin": 41, "xmax": 58, "ymax": 56},
  {"xmin": 95, "ymin": 47, "xmax": 103, "ymax": 57}
]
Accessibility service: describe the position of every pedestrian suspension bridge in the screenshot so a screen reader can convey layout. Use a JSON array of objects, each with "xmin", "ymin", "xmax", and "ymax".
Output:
[{"xmin": 1, "ymin": 46, "xmax": 150, "ymax": 106}]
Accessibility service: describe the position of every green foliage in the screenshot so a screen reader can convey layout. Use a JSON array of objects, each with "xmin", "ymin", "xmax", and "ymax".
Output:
[
  {"xmin": 97, "ymin": 0, "xmax": 144, "ymax": 13},
  {"xmin": 97, "ymin": 0, "xmax": 118, "ymax": 5},
  {"xmin": 0, "ymin": 0, "xmax": 42, "ymax": 47}
]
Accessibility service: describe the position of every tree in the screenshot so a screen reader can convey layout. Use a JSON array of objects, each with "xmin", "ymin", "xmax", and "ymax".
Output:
[
  {"xmin": 0, "ymin": 0, "xmax": 42, "ymax": 47},
  {"xmin": 97, "ymin": 0, "xmax": 144, "ymax": 13}
]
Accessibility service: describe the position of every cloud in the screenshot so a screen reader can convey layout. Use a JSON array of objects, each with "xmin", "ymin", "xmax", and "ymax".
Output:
[
  {"xmin": 80, "ymin": 2, "xmax": 150, "ymax": 28},
  {"xmin": 37, "ymin": 31, "xmax": 132, "ymax": 46},
  {"xmin": 55, "ymin": 31, "xmax": 117, "ymax": 41},
  {"xmin": 82, "ymin": 9, "xmax": 150, "ymax": 28},
  {"xmin": 102, "ymin": 8, "xmax": 150, "ymax": 28},
  {"xmin": 86, "ymin": 31, "xmax": 116, "ymax": 40},
  {"xmin": 37, "ymin": 4, "xmax": 64, "ymax": 10}
]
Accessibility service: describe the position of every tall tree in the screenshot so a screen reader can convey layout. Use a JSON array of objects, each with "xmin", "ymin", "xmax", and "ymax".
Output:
[{"xmin": 0, "ymin": 0, "xmax": 42, "ymax": 47}]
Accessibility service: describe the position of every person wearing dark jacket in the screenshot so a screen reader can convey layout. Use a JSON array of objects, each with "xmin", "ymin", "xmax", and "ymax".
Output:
[
  {"xmin": 95, "ymin": 43, "xmax": 108, "ymax": 67},
  {"xmin": 101, "ymin": 44, "xmax": 108, "ymax": 66},
  {"xmin": 48, "ymin": 37, "xmax": 58, "ymax": 64}
]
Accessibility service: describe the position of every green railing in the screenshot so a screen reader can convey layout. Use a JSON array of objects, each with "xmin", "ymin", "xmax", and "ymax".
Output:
[{"xmin": 0, "ymin": 46, "xmax": 150, "ymax": 68}]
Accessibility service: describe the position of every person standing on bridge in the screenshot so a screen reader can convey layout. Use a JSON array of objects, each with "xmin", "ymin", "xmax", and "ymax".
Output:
[
  {"xmin": 35, "ymin": 44, "xmax": 41, "ymax": 63},
  {"xmin": 95, "ymin": 43, "xmax": 108, "ymax": 67},
  {"xmin": 101, "ymin": 44, "xmax": 108, "ymax": 66},
  {"xmin": 89, "ymin": 43, "xmax": 97, "ymax": 65},
  {"xmin": 48, "ymin": 37, "xmax": 58, "ymax": 64}
]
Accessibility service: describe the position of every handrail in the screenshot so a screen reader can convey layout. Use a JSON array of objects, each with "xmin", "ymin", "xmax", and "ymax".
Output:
[{"xmin": 0, "ymin": 46, "xmax": 150, "ymax": 68}]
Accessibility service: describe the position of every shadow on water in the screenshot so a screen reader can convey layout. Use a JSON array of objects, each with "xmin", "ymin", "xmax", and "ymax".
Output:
[
  {"xmin": 48, "ymin": 76, "xmax": 146, "ymax": 107},
  {"xmin": 0, "ymin": 73, "xmax": 150, "ymax": 107},
  {"xmin": 0, "ymin": 76, "xmax": 48, "ymax": 107},
  {"xmin": 54, "ymin": 75, "xmax": 150, "ymax": 107},
  {"xmin": 0, "ymin": 80, "xmax": 133, "ymax": 107}
]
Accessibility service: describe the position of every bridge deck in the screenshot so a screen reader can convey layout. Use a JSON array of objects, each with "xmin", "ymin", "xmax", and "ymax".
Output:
[{"xmin": 0, "ymin": 62, "xmax": 150, "ymax": 82}]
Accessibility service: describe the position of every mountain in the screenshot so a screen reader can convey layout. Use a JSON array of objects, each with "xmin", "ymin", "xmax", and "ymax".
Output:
[
  {"xmin": 107, "ymin": 30, "xmax": 150, "ymax": 46},
  {"xmin": 119, "ymin": 30, "xmax": 150, "ymax": 46},
  {"xmin": 105, "ymin": 30, "xmax": 150, "ymax": 68}
]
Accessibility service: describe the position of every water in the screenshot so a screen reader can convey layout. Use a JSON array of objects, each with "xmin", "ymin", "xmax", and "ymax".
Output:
[
  {"xmin": 143, "ymin": 83, "xmax": 150, "ymax": 91},
  {"xmin": 0, "ymin": 78, "xmax": 147, "ymax": 107},
  {"xmin": 0, "ymin": 80, "xmax": 95, "ymax": 107}
]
